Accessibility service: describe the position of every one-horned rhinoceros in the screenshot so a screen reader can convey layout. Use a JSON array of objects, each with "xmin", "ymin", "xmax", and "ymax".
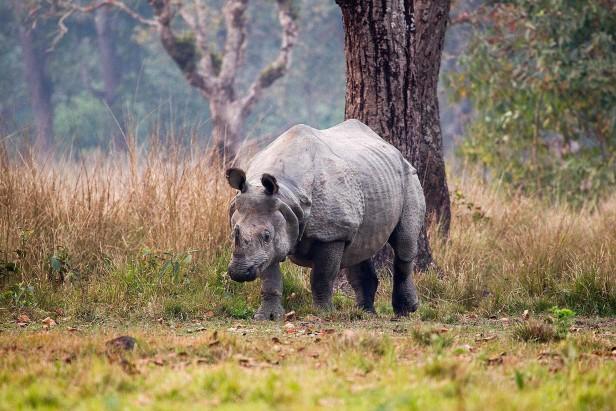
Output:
[{"xmin": 226, "ymin": 119, "xmax": 426, "ymax": 320}]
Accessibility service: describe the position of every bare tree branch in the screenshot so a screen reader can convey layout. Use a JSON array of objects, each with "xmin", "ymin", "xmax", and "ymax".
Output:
[
  {"xmin": 47, "ymin": 9, "xmax": 74, "ymax": 52},
  {"xmin": 147, "ymin": 0, "xmax": 213, "ymax": 95},
  {"xmin": 46, "ymin": 0, "xmax": 157, "ymax": 50},
  {"xmin": 178, "ymin": 1, "xmax": 216, "ymax": 83},
  {"xmin": 75, "ymin": 0, "xmax": 158, "ymax": 27},
  {"xmin": 218, "ymin": 0, "xmax": 248, "ymax": 89},
  {"xmin": 238, "ymin": 0, "xmax": 298, "ymax": 114}
]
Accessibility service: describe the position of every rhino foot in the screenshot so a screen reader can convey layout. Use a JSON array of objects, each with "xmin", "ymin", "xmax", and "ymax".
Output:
[
  {"xmin": 392, "ymin": 289, "xmax": 419, "ymax": 317},
  {"xmin": 254, "ymin": 302, "xmax": 285, "ymax": 321}
]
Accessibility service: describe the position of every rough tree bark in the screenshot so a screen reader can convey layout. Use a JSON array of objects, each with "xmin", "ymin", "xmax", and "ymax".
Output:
[
  {"xmin": 335, "ymin": 0, "xmax": 452, "ymax": 271},
  {"xmin": 66, "ymin": 0, "xmax": 298, "ymax": 160},
  {"xmin": 18, "ymin": 18, "xmax": 54, "ymax": 150}
]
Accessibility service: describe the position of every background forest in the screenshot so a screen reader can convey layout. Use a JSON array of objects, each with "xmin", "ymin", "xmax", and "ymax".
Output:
[{"xmin": 2, "ymin": 0, "xmax": 614, "ymax": 203}]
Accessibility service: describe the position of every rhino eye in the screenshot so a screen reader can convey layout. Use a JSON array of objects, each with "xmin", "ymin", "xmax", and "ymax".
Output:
[{"xmin": 262, "ymin": 230, "xmax": 271, "ymax": 243}]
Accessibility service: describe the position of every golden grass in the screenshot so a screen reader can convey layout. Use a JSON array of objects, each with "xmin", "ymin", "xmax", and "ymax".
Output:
[{"xmin": 0, "ymin": 143, "xmax": 232, "ymax": 284}]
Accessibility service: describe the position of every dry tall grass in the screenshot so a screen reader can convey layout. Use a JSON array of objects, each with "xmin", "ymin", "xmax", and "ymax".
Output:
[
  {"xmin": 1, "ymin": 143, "xmax": 615, "ymax": 320},
  {"xmin": 424, "ymin": 173, "xmax": 616, "ymax": 316},
  {"xmin": 0, "ymin": 143, "xmax": 232, "ymax": 283}
]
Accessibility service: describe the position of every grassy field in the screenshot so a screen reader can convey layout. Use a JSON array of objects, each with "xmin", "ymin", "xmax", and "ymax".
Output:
[
  {"xmin": 1, "ymin": 145, "xmax": 615, "ymax": 409},
  {"xmin": 1, "ymin": 315, "xmax": 615, "ymax": 410}
]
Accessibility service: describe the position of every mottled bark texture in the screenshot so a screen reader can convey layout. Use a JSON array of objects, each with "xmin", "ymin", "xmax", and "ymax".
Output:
[
  {"xmin": 18, "ymin": 20, "xmax": 54, "ymax": 150},
  {"xmin": 336, "ymin": 0, "xmax": 451, "ymax": 271}
]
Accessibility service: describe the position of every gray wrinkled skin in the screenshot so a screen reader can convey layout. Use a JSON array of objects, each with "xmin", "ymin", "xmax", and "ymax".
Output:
[{"xmin": 226, "ymin": 119, "xmax": 426, "ymax": 320}]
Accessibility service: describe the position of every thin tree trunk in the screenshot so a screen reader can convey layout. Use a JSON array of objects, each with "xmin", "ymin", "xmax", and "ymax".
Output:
[
  {"xmin": 94, "ymin": 6, "xmax": 119, "ymax": 106},
  {"xmin": 336, "ymin": 0, "xmax": 451, "ymax": 271},
  {"xmin": 94, "ymin": 6, "xmax": 126, "ymax": 149},
  {"xmin": 19, "ymin": 24, "xmax": 54, "ymax": 150}
]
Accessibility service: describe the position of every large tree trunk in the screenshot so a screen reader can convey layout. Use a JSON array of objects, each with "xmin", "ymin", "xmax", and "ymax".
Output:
[
  {"xmin": 18, "ymin": 24, "xmax": 54, "ymax": 151},
  {"xmin": 336, "ymin": 0, "xmax": 451, "ymax": 271}
]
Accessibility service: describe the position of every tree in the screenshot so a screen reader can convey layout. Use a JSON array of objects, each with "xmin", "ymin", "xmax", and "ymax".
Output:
[
  {"xmin": 450, "ymin": 0, "xmax": 616, "ymax": 205},
  {"xmin": 335, "ymin": 0, "xmax": 452, "ymax": 271},
  {"xmin": 61, "ymin": 0, "xmax": 299, "ymax": 159},
  {"xmin": 14, "ymin": 2, "xmax": 55, "ymax": 150},
  {"xmin": 93, "ymin": 6, "xmax": 120, "ymax": 107}
]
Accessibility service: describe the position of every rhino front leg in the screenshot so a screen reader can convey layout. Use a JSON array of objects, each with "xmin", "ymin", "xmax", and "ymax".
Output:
[
  {"xmin": 254, "ymin": 264, "xmax": 285, "ymax": 321},
  {"xmin": 310, "ymin": 241, "xmax": 345, "ymax": 311}
]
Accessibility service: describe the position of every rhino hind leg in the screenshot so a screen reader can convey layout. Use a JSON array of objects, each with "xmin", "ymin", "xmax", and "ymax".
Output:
[
  {"xmin": 388, "ymin": 196, "xmax": 422, "ymax": 316},
  {"xmin": 346, "ymin": 259, "xmax": 378, "ymax": 313},
  {"xmin": 309, "ymin": 241, "xmax": 345, "ymax": 311}
]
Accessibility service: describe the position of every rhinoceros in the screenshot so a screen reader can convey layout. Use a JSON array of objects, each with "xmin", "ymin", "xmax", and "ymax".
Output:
[{"xmin": 226, "ymin": 119, "xmax": 426, "ymax": 320}]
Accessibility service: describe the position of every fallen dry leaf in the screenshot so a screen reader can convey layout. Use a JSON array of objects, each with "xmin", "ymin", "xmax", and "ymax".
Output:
[
  {"xmin": 284, "ymin": 311, "xmax": 296, "ymax": 321},
  {"xmin": 522, "ymin": 310, "xmax": 530, "ymax": 320},
  {"xmin": 475, "ymin": 335, "xmax": 497, "ymax": 342},
  {"xmin": 17, "ymin": 314, "xmax": 31, "ymax": 324},
  {"xmin": 41, "ymin": 317, "xmax": 57, "ymax": 329},
  {"xmin": 486, "ymin": 352, "xmax": 506, "ymax": 366}
]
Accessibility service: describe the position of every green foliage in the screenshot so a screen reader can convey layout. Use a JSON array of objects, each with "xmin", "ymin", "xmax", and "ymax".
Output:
[
  {"xmin": 0, "ymin": 281, "xmax": 36, "ymax": 310},
  {"xmin": 450, "ymin": 0, "xmax": 616, "ymax": 205},
  {"xmin": 550, "ymin": 306, "xmax": 576, "ymax": 338}
]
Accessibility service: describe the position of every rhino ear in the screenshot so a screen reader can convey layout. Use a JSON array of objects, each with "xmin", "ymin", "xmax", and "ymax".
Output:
[
  {"xmin": 226, "ymin": 168, "xmax": 247, "ymax": 192},
  {"xmin": 261, "ymin": 173, "xmax": 279, "ymax": 195}
]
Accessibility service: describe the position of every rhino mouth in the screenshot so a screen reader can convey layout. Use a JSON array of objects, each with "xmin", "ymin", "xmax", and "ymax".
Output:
[{"xmin": 227, "ymin": 262, "xmax": 259, "ymax": 282}]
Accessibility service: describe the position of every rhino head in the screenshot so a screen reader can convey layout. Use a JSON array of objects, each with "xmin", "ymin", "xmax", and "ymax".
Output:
[{"xmin": 225, "ymin": 168, "xmax": 304, "ymax": 282}]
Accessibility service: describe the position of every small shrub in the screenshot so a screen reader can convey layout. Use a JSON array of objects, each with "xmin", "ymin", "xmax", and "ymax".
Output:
[
  {"xmin": 411, "ymin": 327, "xmax": 453, "ymax": 352},
  {"xmin": 418, "ymin": 304, "xmax": 438, "ymax": 321},
  {"xmin": 1, "ymin": 282, "xmax": 36, "ymax": 310},
  {"xmin": 550, "ymin": 306, "xmax": 576, "ymax": 339},
  {"xmin": 220, "ymin": 297, "xmax": 254, "ymax": 319},
  {"xmin": 512, "ymin": 320, "xmax": 556, "ymax": 343},
  {"xmin": 164, "ymin": 300, "xmax": 191, "ymax": 320}
]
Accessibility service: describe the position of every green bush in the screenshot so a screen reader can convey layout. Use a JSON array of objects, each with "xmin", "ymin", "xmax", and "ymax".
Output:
[{"xmin": 450, "ymin": 0, "xmax": 616, "ymax": 205}]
